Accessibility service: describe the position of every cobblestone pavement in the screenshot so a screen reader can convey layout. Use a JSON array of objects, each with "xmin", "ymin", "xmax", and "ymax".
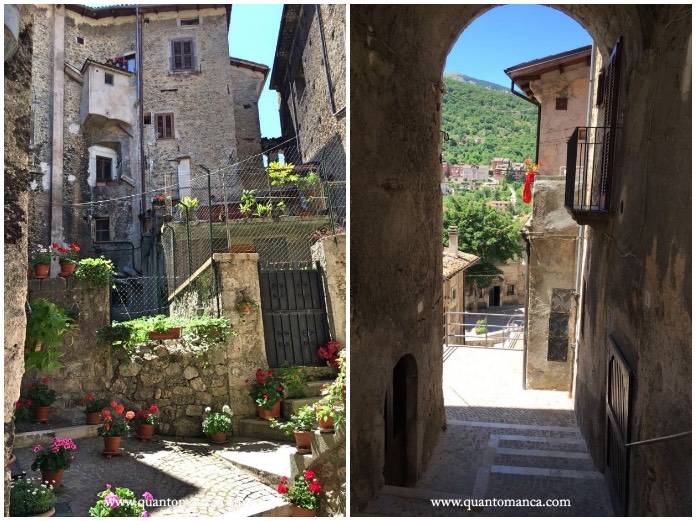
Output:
[
  {"xmin": 359, "ymin": 348, "xmax": 614, "ymax": 517},
  {"xmin": 13, "ymin": 435, "xmax": 282, "ymax": 516}
]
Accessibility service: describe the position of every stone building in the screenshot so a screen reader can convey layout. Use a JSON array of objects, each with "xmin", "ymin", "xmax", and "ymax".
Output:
[
  {"xmin": 24, "ymin": 4, "xmax": 267, "ymax": 278},
  {"xmin": 269, "ymin": 4, "xmax": 346, "ymax": 184},
  {"xmin": 506, "ymin": 46, "xmax": 591, "ymax": 392},
  {"xmin": 351, "ymin": 5, "xmax": 690, "ymax": 516},
  {"xmin": 442, "ymin": 163, "xmax": 488, "ymax": 182},
  {"xmin": 467, "ymin": 257, "xmax": 527, "ymax": 310},
  {"xmin": 442, "ymin": 226, "xmax": 479, "ymax": 344}
]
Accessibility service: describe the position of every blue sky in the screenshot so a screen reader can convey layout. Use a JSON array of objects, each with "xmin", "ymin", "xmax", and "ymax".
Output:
[
  {"xmin": 445, "ymin": 5, "xmax": 592, "ymax": 88},
  {"xmin": 228, "ymin": 4, "xmax": 284, "ymax": 139}
]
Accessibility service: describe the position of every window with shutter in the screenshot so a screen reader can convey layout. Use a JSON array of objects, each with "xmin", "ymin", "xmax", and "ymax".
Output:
[
  {"xmin": 95, "ymin": 217, "xmax": 110, "ymax": 242},
  {"xmin": 155, "ymin": 113, "xmax": 174, "ymax": 140},
  {"xmin": 171, "ymin": 39, "xmax": 195, "ymax": 71},
  {"xmin": 599, "ymin": 37, "xmax": 622, "ymax": 210}
]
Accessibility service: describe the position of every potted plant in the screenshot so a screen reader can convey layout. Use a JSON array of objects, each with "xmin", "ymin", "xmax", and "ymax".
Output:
[
  {"xmin": 31, "ymin": 244, "xmax": 53, "ymax": 278},
  {"xmin": 73, "ymin": 257, "xmax": 115, "ymax": 289},
  {"xmin": 276, "ymin": 363, "xmax": 308, "ymax": 399},
  {"xmin": 25, "ymin": 299, "xmax": 70, "ymax": 372},
  {"xmin": 270, "ymin": 405, "xmax": 315, "ymax": 454},
  {"xmin": 184, "ymin": 315, "xmax": 233, "ymax": 343},
  {"xmin": 202, "ymin": 405, "xmax": 233, "ymax": 443},
  {"xmin": 14, "ymin": 397, "xmax": 32, "ymax": 424},
  {"xmin": 277, "ymin": 470, "xmax": 323, "ymax": 517},
  {"xmin": 152, "ymin": 194, "xmax": 166, "ymax": 208},
  {"xmin": 314, "ymin": 395, "xmax": 335, "ymax": 433},
  {"xmin": 97, "ymin": 401, "xmax": 135, "ymax": 454},
  {"xmin": 317, "ymin": 340, "xmax": 341, "ymax": 370},
  {"xmin": 53, "ymin": 242, "xmax": 80, "ymax": 277},
  {"xmin": 89, "ymin": 485, "xmax": 153, "ymax": 517},
  {"xmin": 26, "ymin": 379, "xmax": 57, "ymax": 423},
  {"xmin": 236, "ymin": 289, "xmax": 258, "ymax": 316},
  {"xmin": 30, "ymin": 437, "xmax": 78, "ymax": 488},
  {"xmin": 132, "ymin": 404, "xmax": 159, "ymax": 440},
  {"xmin": 144, "ymin": 315, "xmax": 181, "ymax": 340},
  {"xmin": 247, "ymin": 369, "xmax": 284, "ymax": 420},
  {"xmin": 82, "ymin": 395, "xmax": 110, "ymax": 425},
  {"xmin": 9, "ymin": 477, "xmax": 57, "ymax": 517}
]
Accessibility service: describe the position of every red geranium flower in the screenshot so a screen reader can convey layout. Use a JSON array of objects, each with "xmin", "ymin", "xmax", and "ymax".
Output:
[
  {"xmin": 149, "ymin": 405, "xmax": 158, "ymax": 413},
  {"xmin": 304, "ymin": 470, "xmax": 316, "ymax": 481},
  {"xmin": 110, "ymin": 401, "xmax": 118, "ymax": 407},
  {"xmin": 308, "ymin": 481, "xmax": 322, "ymax": 494},
  {"xmin": 277, "ymin": 482, "xmax": 289, "ymax": 494},
  {"xmin": 115, "ymin": 405, "xmax": 125, "ymax": 414},
  {"xmin": 15, "ymin": 401, "xmax": 22, "ymax": 408},
  {"xmin": 41, "ymin": 378, "xmax": 49, "ymax": 384}
]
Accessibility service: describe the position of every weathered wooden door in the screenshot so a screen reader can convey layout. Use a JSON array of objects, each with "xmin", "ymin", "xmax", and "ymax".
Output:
[{"xmin": 259, "ymin": 262, "xmax": 330, "ymax": 367}]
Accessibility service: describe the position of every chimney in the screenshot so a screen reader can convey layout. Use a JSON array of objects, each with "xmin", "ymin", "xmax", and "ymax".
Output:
[{"xmin": 448, "ymin": 225, "xmax": 458, "ymax": 254}]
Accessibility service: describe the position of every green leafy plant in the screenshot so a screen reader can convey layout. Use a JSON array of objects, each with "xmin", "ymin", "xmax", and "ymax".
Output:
[
  {"xmin": 277, "ymin": 470, "xmax": 322, "ymax": 510},
  {"xmin": 276, "ymin": 363, "xmax": 308, "ymax": 399},
  {"xmin": 73, "ymin": 257, "xmax": 115, "ymax": 288},
  {"xmin": 474, "ymin": 319, "xmax": 487, "ymax": 335},
  {"xmin": 239, "ymin": 189, "xmax": 257, "ymax": 218},
  {"xmin": 268, "ymin": 161, "xmax": 296, "ymax": 186},
  {"xmin": 141, "ymin": 314, "xmax": 183, "ymax": 333},
  {"xmin": 184, "ymin": 315, "xmax": 233, "ymax": 343},
  {"xmin": 314, "ymin": 394, "xmax": 336, "ymax": 423},
  {"xmin": 14, "ymin": 398, "xmax": 32, "ymax": 423},
  {"xmin": 25, "ymin": 299, "xmax": 70, "ymax": 371},
  {"xmin": 253, "ymin": 201, "xmax": 273, "ymax": 218},
  {"xmin": 295, "ymin": 172, "xmax": 318, "ymax": 191},
  {"xmin": 89, "ymin": 485, "xmax": 152, "ymax": 517},
  {"xmin": 31, "ymin": 244, "xmax": 53, "ymax": 266},
  {"xmin": 247, "ymin": 369, "xmax": 284, "ymax": 410},
  {"xmin": 31, "ymin": 437, "xmax": 78, "ymax": 472},
  {"xmin": 177, "ymin": 195, "xmax": 199, "ymax": 213},
  {"xmin": 9, "ymin": 477, "xmax": 56, "ymax": 517},
  {"xmin": 81, "ymin": 395, "xmax": 110, "ymax": 414},
  {"xmin": 26, "ymin": 379, "xmax": 57, "ymax": 407},
  {"xmin": 202, "ymin": 405, "xmax": 233, "ymax": 436},
  {"xmin": 97, "ymin": 402, "xmax": 134, "ymax": 437},
  {"xmin": 270, "ymin": 405, "xmax": 315, "ymax": 436},
  {"xmin": 236, "ymin": 288, "xmax": 259, "ymax": 316}
]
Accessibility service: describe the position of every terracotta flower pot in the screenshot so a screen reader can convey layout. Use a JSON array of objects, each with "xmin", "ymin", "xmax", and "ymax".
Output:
[
  {"xmin": 40, "ymin": 468, "xmax": 64, "ymax": 488},
  {"xmin": 294, "ymin": 431, "xmax": 312, "ymax": 454},
  {"xmin": 210, "ymin": 432, "xmax": 227, "ymax": 444},
  {"xmin": 31, "ymin": 406, "xmax": 51, "ymax": 423},
  {"xmin": 290, "ymin": 506, "xmax": 317, "ymax": 517},
  {"xmin": 317, "ymin": 415, "xmax": 334, "ymax": 433},
  {"xmin": 85, "ymin": 412, "xmax": 101, "ymax": 425},
  {"xmin": 147, "ymin": 328, "xmax": 180, "ymax": 340},
  {"xmin": 7, "ymin": 454, "xmax": 16, "ymax": 470},
  {"xmin": 238, "ymin": 303, "xmax": 252, "ymax": 315},
  {"xmin": 58, "ymin": 262, "xmax": 76, "ymax": 277},
  {"xmin": 137, "ymin": 423, "xmax": 155, "ymax": 440},
  {"xmin": 32, "ymin": 506, "xmax": 56, "ymax": 517},
  {"xmin": 256, "ymin": 401, "xmax": 281, "ymax": 420},
  {"xmin": 33, "ymin": 264, "xmax": 50, "ymax": 279},
  {"xmin": 103, "ymin": 436, "xmax": 122, "ymax": 453}
]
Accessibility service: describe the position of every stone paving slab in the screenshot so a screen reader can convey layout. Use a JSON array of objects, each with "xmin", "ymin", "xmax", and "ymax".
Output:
[{"xmin": 13, "ymin": 435, "xmax": 283, "ymax": 516}]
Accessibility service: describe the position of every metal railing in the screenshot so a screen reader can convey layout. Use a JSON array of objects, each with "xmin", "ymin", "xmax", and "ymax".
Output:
[
  {"xmin": 565, "ymin": 126, "xmax": 616, "ymax": 215},
  {"xmin": 443, "ymin": 310, "xmax": 525, "ymax": 350}
]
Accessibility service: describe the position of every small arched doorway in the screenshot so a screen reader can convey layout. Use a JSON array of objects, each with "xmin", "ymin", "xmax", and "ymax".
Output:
[{"xmin": 383, "ymin": 354, "xmax": 418, "ymax": 486}]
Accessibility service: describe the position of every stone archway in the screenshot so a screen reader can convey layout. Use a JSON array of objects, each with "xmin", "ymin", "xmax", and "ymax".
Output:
[{"xmin": 350, "ymin": 5, "xmax": 691, "ymax": 516}]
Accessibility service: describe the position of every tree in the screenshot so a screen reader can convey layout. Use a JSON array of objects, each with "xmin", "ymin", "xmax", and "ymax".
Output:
[{"xmin": 443, "ymin": 198, "xmax": 524, "ymax": 310}]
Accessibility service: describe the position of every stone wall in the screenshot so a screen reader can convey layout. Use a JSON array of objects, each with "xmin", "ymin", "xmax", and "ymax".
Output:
[
  {"xmin": 311, "ymin": 234, "xmax": 346, "ymax": 346},
  {"xmin": 4, "ymin": 4, "xmax": 32, "ymax": 516},
  {"xmin": 524, "ymin": 179, "xmax": 578, "ymax": 391},
  {"xmin": 350, "ymin": 4, "xmax": 691, "ymax": 515}
]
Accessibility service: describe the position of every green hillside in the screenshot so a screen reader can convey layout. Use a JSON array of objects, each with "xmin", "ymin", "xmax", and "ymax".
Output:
[{"xmin": 441, "ymin": 75, "xmax": 537, "ymax": 165}]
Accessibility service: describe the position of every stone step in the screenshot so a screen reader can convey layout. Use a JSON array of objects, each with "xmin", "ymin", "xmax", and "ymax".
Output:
[
  {"xmin": 281, "ymin": 397, "xmax": 323, "ymax": 418},
  {"xmin": 289, "ymin": 426, "xmax": 345, "ymax": 477},
  {"xmin": 298, "ymin": 379, "xmax": 334, "ymax": 398},
  {"xmin": 496, "ymin": 433, "xmax": 588, "ymax": 454},
  {"xmin": 237, "ymin": 417, "xmax": 294, "ymax": 442},
  {"xmin": 299, "ymin": 365, "xmax": 338, "ymax": 381},
  {"xmin": 493, "ymin": 448, "xmax": 596, "ymax": 473},
  {"xmin": 14, "ymin": 424, "xmax": 99, "ymax": 448},
  {"xmin": 214, "ymin": 436, "xmax": 299, "ymax": 488}
]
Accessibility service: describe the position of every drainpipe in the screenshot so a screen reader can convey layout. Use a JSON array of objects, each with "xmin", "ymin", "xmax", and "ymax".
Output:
[
  {"xmin": 316, "ymin": 5, "xmax": 345, "ymax": 118},
  {"xmin": 509, "ymin": 81, "xmax": 541, "ymax": 164},
  {"xmin": 50, "ymin": 5, "xmax": 66, "ymax": 267},
  {"xmin": 137, "ymin": 7, "xmax": 146, "ymax": 217}
]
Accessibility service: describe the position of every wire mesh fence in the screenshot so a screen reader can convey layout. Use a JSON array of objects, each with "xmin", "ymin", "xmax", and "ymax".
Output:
[
  {"xmin": 110, "ymin": 276, "xmax": 170, "ymax": 322},
  {"xmin": 160, "ymin": 137, "xmax": 346, "ymax": 293}
]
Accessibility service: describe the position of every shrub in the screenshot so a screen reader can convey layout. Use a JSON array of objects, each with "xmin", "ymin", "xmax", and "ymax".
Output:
[
  {"xmin": 9, "ymin": 477, "xmax": 56, "ymax": 516},
  {"xmin": 202, "ymin": 406, "xmax": 233, "ymax": 436},
  {"xmin": 474, "ymin": 319, "xmax": 487, "ymax": 335},
  {"xmin": 26, "ymin": 379, "xmax": 57, "ymax": 407},
  {"xmin": 270, "ymin": 405, "xmax": 315, "ymax": 436},
  {"xmin": 25, "ymin": 299, "xmax": 70, "ymax": 371},
  {"xmin": 73, "ymin": 257, "xmax": 115, "ymax": 288},
  {"xmin": 276, "ymin": 363, "xmax": 308, "ymax": 399}
]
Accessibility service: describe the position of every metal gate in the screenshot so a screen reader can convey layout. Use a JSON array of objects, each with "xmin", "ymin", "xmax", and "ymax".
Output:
[
  {"xmin": 259, "ymin": 262, "xmax": 330, "ymax": 367},
  {"xmin": 606, "ymin": 337, "xmax": 632, "ymax": 516}
]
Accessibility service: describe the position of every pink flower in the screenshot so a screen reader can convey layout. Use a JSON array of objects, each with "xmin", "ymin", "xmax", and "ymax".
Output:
[
  {"xmin": 25, "ymin": 399, "xmax": 32, "ymax": 406},
  {"xmin": 125, "ymin": 411, "xmax": 135, "ymax": 420},
  {"xmin": 140, "ymin": 512, "xmax": 150, "ymax": 517},
  {"xmin": 142, "ymin": 492, "xmax": 153, "ymax": 501},
  {"xmin": 32, "ymin": 445, "xmax": 43, "ymax": 453},
  {"xmin": 104, "ymin": 493, "xmax": 120, "ymax": 508}
]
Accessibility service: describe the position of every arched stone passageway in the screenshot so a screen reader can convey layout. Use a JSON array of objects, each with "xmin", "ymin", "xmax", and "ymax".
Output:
[{"xmin": 350, "ymin": 5, "xmax": 691, "ymax": 516}]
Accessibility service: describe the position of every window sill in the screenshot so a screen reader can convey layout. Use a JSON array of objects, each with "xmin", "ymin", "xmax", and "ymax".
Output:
[{"xmin": 168, "ymin": 69, "xmax": 200, "ymax": 76}]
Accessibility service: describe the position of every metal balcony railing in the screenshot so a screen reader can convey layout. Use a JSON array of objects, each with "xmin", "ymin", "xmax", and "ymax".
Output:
[{"xmin": 565, "ymin": 126, "xmax": 617, "ymax": 222}]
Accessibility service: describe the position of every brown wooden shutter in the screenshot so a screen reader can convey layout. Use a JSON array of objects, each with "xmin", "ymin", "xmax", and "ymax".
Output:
[
  {"xmin": 599, "ymin": 38, "xmax": 622, "ymax": 209},
  {"xmin": 172, "ymin": 41, "xmax": 183, "ymax": 70}
]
